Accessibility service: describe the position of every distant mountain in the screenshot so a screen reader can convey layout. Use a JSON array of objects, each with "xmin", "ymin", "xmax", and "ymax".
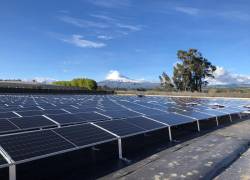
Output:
[
  {"xmin": 99, "ymin": 70, "xmax": 160, "ymax": 89},
  {"xmin": 208, "ymin": 83, "xmax": 250, "ymax": 88},
  {"xmin": 98, "ymin": 80, "xmax": 160, "ymax": 89}
]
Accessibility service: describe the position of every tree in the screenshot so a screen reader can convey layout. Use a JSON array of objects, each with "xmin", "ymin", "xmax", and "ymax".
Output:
[
  {"xmin": 85, "ymin": 79, "xmax": 97, "ymax": 90},
  {"xmin": 52, "ymin": 78, "xmax": 97, "ymax": 90},
  {"xmin": 159, "ymin": 72, "xmax": 174, "ymax": 90},
  {"xmin": 172, "ymin": 63, "xmax": 184, "ymax": 91},
  {"xmin": 172, "ymin": 49, "xmax": 216, "ymax": 92}
]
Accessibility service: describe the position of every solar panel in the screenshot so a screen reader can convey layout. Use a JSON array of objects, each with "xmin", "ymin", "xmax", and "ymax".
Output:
[
  {"xmin": 58, "ymin": 107, "xmax": 81, "ymax": 113},
  {"xmin": 74, "ymin": 112, "xmax": 109, "ymax": 122},
  {"xmin": 16, "ymin": 106, "xmax": 42, "ymax": 112},
  {"xmin": 53, "ymin": 124, "xmax": 116, "ymax": 147},
  {"xmin": 0, "ymin": 119, "xmax": 19, "ymax": 133},
  {"xmin": 9, "ymin": 116, "xmax": 57, "ymax": 129},
  {"xmin": 17, "ymin": 109, "xmax": 67, "ymax": 117},
  {"xmin": 133, "ymin": 108, "xmax": 168, "ymax": 116},
  {"xmin": 0, "ymin": 107, "xmax": 23, "ymax": 112},
  {"xmin": 43, "ymin": 109, "xmax": 67, "ymax": 115},
  {"xmin": 125, "ymin": 116, "xmax": 167, "ymax": 130},
  {"xmin": 99, "ymin": 110, "xmax": 141, "ymax": 119},
  {"xmin": 0, "ymin": 112, "xmax": 18, "ymax": 119},
  {"xmin": 95, "ymin": 120, "xmax": 145, "ymax": 137},
  {"xmin": 38, "ymin": 105, "xmax": 59, "ymax": 110},
  {"xmin": 217, "ymin": 107, "xmax": 242, "ymax": 114},
  {"xmin": 148, "ymin": 113, "xmax": 195, "ymax": 126},
  {"xmin": 17, "ymin": 110, "xmax": 45, "ymax": 117},
  {"xmin": 46, "ymin": 114, "xmax": 83, "ymax": 125},
  {"xmin": 0, "ymin": 130, "xmax": 75, "ymax": 162},
  {"xmin": 176, "ymin": 111, "xmax": 213, "ymax": 120},
  {"xmin": 166, "ymin": 105, "xmax": 194, "ymax": 113},
  {"xmin": 78, "ymin": 107, "xmax": 99, "ymax": 112},
  {"xmin": 202, "ymin": 109, "xmax": 228, "ymax": 116}
]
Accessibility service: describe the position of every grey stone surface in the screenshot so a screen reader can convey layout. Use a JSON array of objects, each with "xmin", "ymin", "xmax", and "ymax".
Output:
[
  {"xmin": 215, "ymin": 149, "xmax": 250, "ymax": 180},
  {"xmin": 99, "ymin": 120, "xmax": 250, "ymax": 180}
]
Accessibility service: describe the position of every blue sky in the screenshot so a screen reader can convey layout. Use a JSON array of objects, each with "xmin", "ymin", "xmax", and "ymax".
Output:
[{"xmin": 0, "ymin": 0, "xmax": 250, "ymax": 83}]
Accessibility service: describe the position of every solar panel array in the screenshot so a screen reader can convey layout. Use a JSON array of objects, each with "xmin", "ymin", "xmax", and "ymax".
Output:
[{"xmin": 0, "ymin": 94, "xmax": 249, "ymax": 169}]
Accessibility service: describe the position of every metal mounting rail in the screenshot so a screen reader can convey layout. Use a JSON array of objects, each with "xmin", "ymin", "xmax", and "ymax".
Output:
[
  {"xmin": 90, "ymin": 123, "xmax": 123, "ymax": 159},
  {"xmin": 0, "ymin": 146, "xmax": 16, "ymax": 180}
]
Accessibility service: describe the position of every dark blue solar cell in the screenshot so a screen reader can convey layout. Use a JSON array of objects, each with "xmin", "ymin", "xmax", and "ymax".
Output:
[
  {"xmin": 217, "ymin": 107, "xmax": 242, "ymax": 114},
  {"xmin": 9, "ymin": 116, "xmax": 57, "ymax": 129},
  {"xmin": 74, "ymin": 112, "xmax": 109, "ymax": 122},
  {"xmin": 0, "ymin": 119, "xmax": 19, "ymax": 133},
  {"xmin": 133, "ymin": 108, "xmax": 168, "ymax": 116},
  {"xmin": 58, "ymin": 107, "xmax": 82, "ymax": 114},
  {"xmin": 0, "ymin": 130, "xmax": 75, "ymax": 162},
  {"xmin": 175, "ymin": 111, "xmax": 214, "ymax": 120},
  {"xmin": 46, "ymin": 114, "xmax": 83, "ymax": 125},
  {"xmin": 99, "ymin": 110, "xmax": 141, "ymax": 119},
  {"xmin": 95, "ymin": 120, "xmax": 145, "ymax": 137},
  {"xmin": 202, "ymin": 109, "xmax": 228, "ymax": 116},
  {"xmin": 53, "ymin": 124, "xmax": 116, "ymax": 147},
  {"xmin": 17, "ymin": 110, "xmax": 45, "ymax": 117},
  {"xmin": 124, "ymin": 116, "xmax": 166, "ymax": 130},
  {"xmin": 0, "ymin": 112, "xmax": 18, "ymax": 119},
  {"xmin": 17, "ymin": 109, "xmax": 67, "ymax": 117},
  {"xmin": 44, "ymin": 109, "xmax": 67, "ymax": 115},
  {"xmin": 16, "ymin": 106, "xmax": 42, "ymax": 112},
  {"xmin": 148, "ymin": 112, "xmax": 196, "ymax": 126}
]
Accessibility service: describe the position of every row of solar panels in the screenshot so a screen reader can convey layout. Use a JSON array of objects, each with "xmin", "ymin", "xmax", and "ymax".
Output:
[
  {"xmin": 0, "ymin": 95, "xmax": 249, "ymax": 169},
  {"xmin": 0, "ymin": 94, "xmax": 247, "ymax": 134},
  {"xmin": 0, "ymin": 103, "xmax": 242, "ymax": 136},
  {"xmin": 0, "ymin": 97, "xmax": 248, "ymax": 116},
  {"xmin": 0, "ymin": 107, "xmax": 245, "ymax": 166},
  {"xmin": 0, "ymin": 95, "xmax": 248, "ymax": 107},
  {"xmin": 0, "ymin": 116, "xmax": 169, "ymax": 166}
]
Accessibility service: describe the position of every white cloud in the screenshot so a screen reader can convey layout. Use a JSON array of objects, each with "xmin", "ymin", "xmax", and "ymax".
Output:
[
  {"xmin": 90, "ymin": 14, "xmax": 116, "ymax": 22},
  {"xmin": 174, "ymin": 6, "xmax": 250, "ymax": 21},
  {"xmin": 106, "ymin": 70, "xmax": 140, "ymax": 82},
  {"xmin": 207, "ymin": 66, "xmax": 250, "ymax": 85},
  {"xmin": 175, "ymin": 6, "xmax": 200, "ymax": 15},
  {"xmin": 59, "ymin": 15, "xmax": 109, "ymax": 28},
  {"xmin": 97, "ymin": 35, "xmax": 113, "ymax": 40},
  {"xmin": 58, "ymin": 14, "xmax": 143, "ymax": 39},
  {"xmin": 88, "ymin": 0, "xmax": 130, "ymax": 8},
  {"xmin": 90, "ymin": 14, "xmax": 142, "ymax": 32},
  {"xmin": 62, "ymin": 35, "xmax": 106, "ymax": 48},
  {"xmin": 116, "ymin": 23, "xmax": 142, "ymax": 31}
]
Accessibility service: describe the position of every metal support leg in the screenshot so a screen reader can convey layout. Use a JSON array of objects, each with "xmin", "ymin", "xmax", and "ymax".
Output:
[
  {"xmin": 215, "ymin": 117, "xmax": 219, "ymax": 126},
  {"xmin": 197, "ymin": 121, "xmax": 200, "ymax": 132},
  {"xmin": 9, "ymin": 165, "xmax": 16, "ymax": 180},
  {"xmin": 168, "ymin": 126, "xmax": 172, "ymax": 142},
  {"xmin": 0, "ymin": 146, "xmax": 16, "ymax": 180},
  {"xmin": 118, "ymin": 138, "xmax": 123, "ymax": 159},
  {"xmin": 239, "ymin": 113, "xmax": 242, "ymax": 119},
  {"xmin": 229, "ymin": 115, "xmax": 233, "ymax": 122}
]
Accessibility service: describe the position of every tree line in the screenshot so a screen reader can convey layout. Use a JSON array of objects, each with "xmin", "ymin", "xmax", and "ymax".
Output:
[
  {"xmin": 53, "ymin": 78, "xmax": 97, "ymax": 90},
  {"xmin": 159, "ymin": 49, "xmax": 216, "ymax": 92}
]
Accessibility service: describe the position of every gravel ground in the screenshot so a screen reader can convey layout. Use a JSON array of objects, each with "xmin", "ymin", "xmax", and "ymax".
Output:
[{"xmin": 100, "ymin": 119, "xmax": 250, "ymax": 180}]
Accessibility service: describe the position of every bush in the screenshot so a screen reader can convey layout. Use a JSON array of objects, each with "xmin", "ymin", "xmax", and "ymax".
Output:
[{"xmin": 53, "ymin": 78, "xmax": 97, "ymax": 90}]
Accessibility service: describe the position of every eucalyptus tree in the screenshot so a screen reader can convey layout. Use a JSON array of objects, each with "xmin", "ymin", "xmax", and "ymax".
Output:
[{"xmin": 172, "ymin": 49, "xmax": 216, "ymax": 92}]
